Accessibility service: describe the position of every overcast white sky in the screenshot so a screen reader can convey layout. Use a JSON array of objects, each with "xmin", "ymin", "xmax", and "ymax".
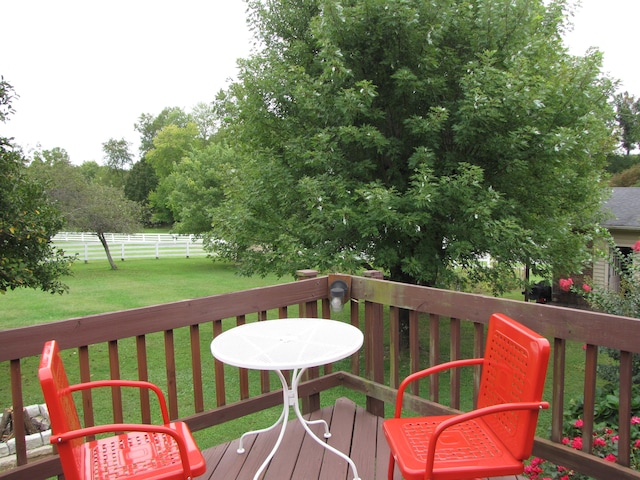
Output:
[{"xmin": 2, "ymin": 0, "xmax": 639, "ymax": 165}]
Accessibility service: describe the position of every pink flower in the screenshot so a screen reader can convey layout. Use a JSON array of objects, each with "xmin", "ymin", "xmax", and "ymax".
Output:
[
  {"xmin": 631, "ymin": 416, "xmax": 640, "ymax": 425},
  {"xmin": 562, "ymin": 437, "xmax": 570, "ymax": 445},
  {"xmin": 604, "ymin": 453, "xmax": 617, "ymax": 462},
  {"xmin": 634, "ymin": 439, "xmax": 640, "ymax": 448},
  {"xmin": 571, "ymin": 436, "xmax": 583, "ymax": 449},
  {"xmin": 574, "ymin": 419, "xmax": 584, "ymax": 428},
  {"xmin": 593, "ymin": 437, "xmax": 606, "ymax": 447},
  {"xmin": 582, "ymin": 283, "xmax": 592, "ymax": 293},
  {"xmin": 559, "ymin": 278, "xmax": 574, "ymax": 291},
  {"xmin": 633, "ymin": 240, "xmax": 640, "ymax": 252}
]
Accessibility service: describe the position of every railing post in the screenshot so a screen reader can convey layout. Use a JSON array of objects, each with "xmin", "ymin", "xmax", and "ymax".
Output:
[
  {"xmin": 296, "ymin": 270, "xmax": 321, "ymax": 414},
  {"xmin": 363, "ymin": 270, "xmax": 385, "ymax": 417}
]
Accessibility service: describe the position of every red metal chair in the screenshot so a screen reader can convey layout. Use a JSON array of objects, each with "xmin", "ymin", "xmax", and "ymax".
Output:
[
  {"xmin": 383, "ymin": 313, "xmax": 550, "ymax": 480},
  {"xmin": 38, "ymin": 340, "xmax": 206, "ymax": 480}
]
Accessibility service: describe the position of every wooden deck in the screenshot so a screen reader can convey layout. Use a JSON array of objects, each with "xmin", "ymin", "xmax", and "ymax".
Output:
[{"xmin": 196, "ymin": 397, "xmax": 525, "ymax": 480}]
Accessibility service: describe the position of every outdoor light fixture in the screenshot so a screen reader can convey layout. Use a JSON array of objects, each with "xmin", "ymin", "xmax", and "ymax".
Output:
[{"xmin": 329, "ymin": 279, "xmax": 348, "ymax": 312}]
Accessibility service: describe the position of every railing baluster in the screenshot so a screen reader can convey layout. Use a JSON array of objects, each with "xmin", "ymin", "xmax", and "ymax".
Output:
[
  {"xmin": 389, "ymin": 306, "xmax": 400, "ymax": 389},
  {"xmin": 409, "ymin": 309, "xmax": 420, "ymax": 396},
  {"xmin": 258, "ymin": 311, "xmax": 271, "ymax": 395},
  {"xmin": 163, "ymin": 330, "xmax": 178, "ymax": 419},
  {"xmin": 472, "ymin": 322, "xmax": 484, "ymax": 406},
  {"xmin": 582, "ymin": 344, "xmax": 598, "ymax": 454},
  {"xmin": 551, "ymin": 337, "xmax": 567, "ymax": 443},
  {"xmin": 135, "ymin": 335, "xmax": 151, "ymax": 424},
  {"xmin": 213, "ymin": 320, "xmax": 226, "ymax": 407},
  {"xmin": 350, "ymin": 299, "xmax": 361, "ymax": 376},
  {"xmin": 108, "ymin": 340, "xmax": 123, "ymax": 424},
  {"xmin": 236, "ymin": 316, "xmax": 250, "ymax": 400},
  {"xmin": 78, "ymin": 346, "xmax": 95, "ymax": 436},
  {"xmin": 190, "ymin": 325, "xmax": 204, "ymax": 413},
  {"xmin": 9, "ymin": 360, "xmax": 26, "ymax": 466},
  {"xmin": 618, "ymin": 350, "xmax": 633, "ymax": 467},
  {"xmin": 429, "ymin": 313, "xmax": 440, "ymax": 403},
  {"xmin": 449, "ymin": 317, "xmax": 461, "ymax": 409}
]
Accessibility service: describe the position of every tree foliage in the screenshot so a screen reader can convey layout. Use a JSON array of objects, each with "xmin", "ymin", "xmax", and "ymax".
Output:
[
  {"xmin": 0, "ymin": 78, "xmax": 73, "ymax": 294},
  {"xmin": 102, "ymin": 137, "xmax": 133, "ymax": 172},
  {"xmin": 28, "ymin": 157, "xmax": 142, "ymax": 270},
  {"xmin": 135, "ymin": 107, "xmax": 191, "ymax": 157},
  {"xmin": 614, "ymin": 92, "xmax": 640, "ymax": 156},
  {"xmin": 194, "ymin": 0, "xmax": 615, "ymax": 288},
  {"xmin": 166, "ymin": 143, "xmax": 232, "ymax": 234}
]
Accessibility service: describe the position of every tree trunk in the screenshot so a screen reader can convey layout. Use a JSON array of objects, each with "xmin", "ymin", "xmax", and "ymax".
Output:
[{"xmin": 97, "ymin": 232, "xmax": 118, "ymax": 270}]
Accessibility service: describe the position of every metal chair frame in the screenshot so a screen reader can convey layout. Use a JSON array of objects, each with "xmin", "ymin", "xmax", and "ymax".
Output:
[
  {"xmin": 383, "ymin": 313, "xmax": 551, "ymax": 480},
  {"xmin": 38, "ymin": 340, "xmax": 206, "ymax": 480}
]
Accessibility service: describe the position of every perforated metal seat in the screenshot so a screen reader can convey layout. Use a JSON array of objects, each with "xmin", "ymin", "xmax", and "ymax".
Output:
[{"xmin": 383, "ymin": 313, "xmax": 550, "ymax": 480}]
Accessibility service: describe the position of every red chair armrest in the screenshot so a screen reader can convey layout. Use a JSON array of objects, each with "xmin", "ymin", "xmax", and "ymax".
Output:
[
  {"xmin": 68, "ymin": 380, "xmax": 171, "ymax": 423},
  {"xmin": 394, "ymin": 358, "xmax": 485, "ymax": 417}
]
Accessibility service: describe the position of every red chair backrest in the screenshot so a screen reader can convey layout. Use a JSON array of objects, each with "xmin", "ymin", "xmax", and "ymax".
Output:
[
  {"xmin": 477, "ymin": 313, "xmax": 550, "ymax": 459},
  {"xmin": 38, "ymin": 339, "xmax": 84, "ymax": 475}
]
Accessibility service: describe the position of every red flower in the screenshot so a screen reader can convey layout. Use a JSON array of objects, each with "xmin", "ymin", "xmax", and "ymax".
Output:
[
  {"xmin": 582, "ymin": 283, "xmax": 592, "ymax": 293},
  {"xmin": 571, "ymin": 436, "xmax": 583, "ymax": 449},
  {"xmin": 559, "ymin": 278, "xmax": 573, "ymax": 291},
  {"xmin": 604, "ymin": 453, "xmax": 617, "ymax": 462},
  {"xmin": 633, "ymin": 239, "xmax": 640, "ymax": 252},
  {"xmin": 631, "ymin": 416, "xmax": 640, "ymax": 425},
  {"xmin": 634, "ymin": 439, "xmax": 640, "ymax": 448},
  {"xmin": 593, "ymin": 437, "xmax": 606, "ymax": 447},
  {"xmin": 574, "ymin": 419, "xmax": 584, "ymax": 428}
]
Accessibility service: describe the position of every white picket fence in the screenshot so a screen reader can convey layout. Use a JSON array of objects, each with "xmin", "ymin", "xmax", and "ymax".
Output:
[{"xmin": 52, "ymin": 232, "xmax": 207, "ymax": 262}]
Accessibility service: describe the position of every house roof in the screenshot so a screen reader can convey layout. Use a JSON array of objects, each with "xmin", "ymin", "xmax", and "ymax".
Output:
[{"xmin": 601, "ymin": 187, "xmax": 640, "ymax": 228}]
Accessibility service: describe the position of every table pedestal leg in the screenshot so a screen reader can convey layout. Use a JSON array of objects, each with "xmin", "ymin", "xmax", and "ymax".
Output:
[
  {"xmin": 290, "ymin": 368, "xmax": 361, "ymax": 480},
  {"xmin": 236, "ymin": 368, "xmax": 361, "ymax": 480}
]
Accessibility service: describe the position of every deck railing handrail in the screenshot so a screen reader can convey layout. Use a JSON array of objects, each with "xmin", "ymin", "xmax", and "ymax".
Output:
[{"xmin": 1, "ymin": 271, "xmax": 640, "ymax": 480}]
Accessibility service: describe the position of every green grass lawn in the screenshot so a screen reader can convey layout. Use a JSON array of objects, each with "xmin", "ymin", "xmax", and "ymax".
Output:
[{"xmin": 0, "ymin": 257, "xmax": 288, "ymax": 329}]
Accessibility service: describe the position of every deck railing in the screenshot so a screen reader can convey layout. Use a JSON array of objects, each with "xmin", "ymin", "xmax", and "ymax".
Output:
[{"xmin": 1, "ymin": 270, "xmax": 640, "ymax": 480}]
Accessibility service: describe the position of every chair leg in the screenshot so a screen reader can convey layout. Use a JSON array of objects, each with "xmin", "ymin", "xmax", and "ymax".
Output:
[{"xmin": 388, "ymin": 453, "xmax": 395, "ymax": 480}]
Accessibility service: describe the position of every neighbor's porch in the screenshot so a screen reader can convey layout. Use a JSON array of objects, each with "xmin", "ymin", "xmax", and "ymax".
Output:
[{"xmin": 1, "ymin": 270, "xmax": 639, "ymax": 480}]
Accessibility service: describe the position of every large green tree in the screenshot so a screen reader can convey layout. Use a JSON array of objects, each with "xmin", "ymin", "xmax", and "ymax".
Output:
[
  {"xmin": 198, "ymin": 0, "xmax": 616, "ymax": 290},
  {"xmin": 0, "ymin": 78, "xmax": 72, "ymax": 294}
]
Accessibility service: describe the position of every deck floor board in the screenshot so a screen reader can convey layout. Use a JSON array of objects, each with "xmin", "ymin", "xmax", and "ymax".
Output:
[{"xmin": 196, "ymin": 397, "xmax": 525, "ymax": 480}]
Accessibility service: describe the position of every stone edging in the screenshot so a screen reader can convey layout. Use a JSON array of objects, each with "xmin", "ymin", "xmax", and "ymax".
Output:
[{"xmin": 0, "ymin": 404, "xmax": 53, "ymax": 471}]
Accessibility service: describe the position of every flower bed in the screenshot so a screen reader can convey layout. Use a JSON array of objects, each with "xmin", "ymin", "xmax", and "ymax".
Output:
[{"xmin": 525, "ymin": 417, "xmax": 640, "ymax": 479}]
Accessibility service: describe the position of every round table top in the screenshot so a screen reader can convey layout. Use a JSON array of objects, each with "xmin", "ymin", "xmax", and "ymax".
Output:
[{"xmin": 210, "ymin": 318, "xmax": 364, "ymax": 370}]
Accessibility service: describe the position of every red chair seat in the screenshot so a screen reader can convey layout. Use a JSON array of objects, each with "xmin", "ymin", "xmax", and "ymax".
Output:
[
  {"xmin": 383, "ymin": 415, "xmax": 523, "ymax": 480},
  {"xmin": 78, "ymin": 422, "xmax": 204, "ymax": 480}
]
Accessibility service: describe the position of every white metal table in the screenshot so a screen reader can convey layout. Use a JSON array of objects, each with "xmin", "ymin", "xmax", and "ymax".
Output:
[{"xmin": 210, "ymin": 318, "xmax": 364, "ymax": 480}]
